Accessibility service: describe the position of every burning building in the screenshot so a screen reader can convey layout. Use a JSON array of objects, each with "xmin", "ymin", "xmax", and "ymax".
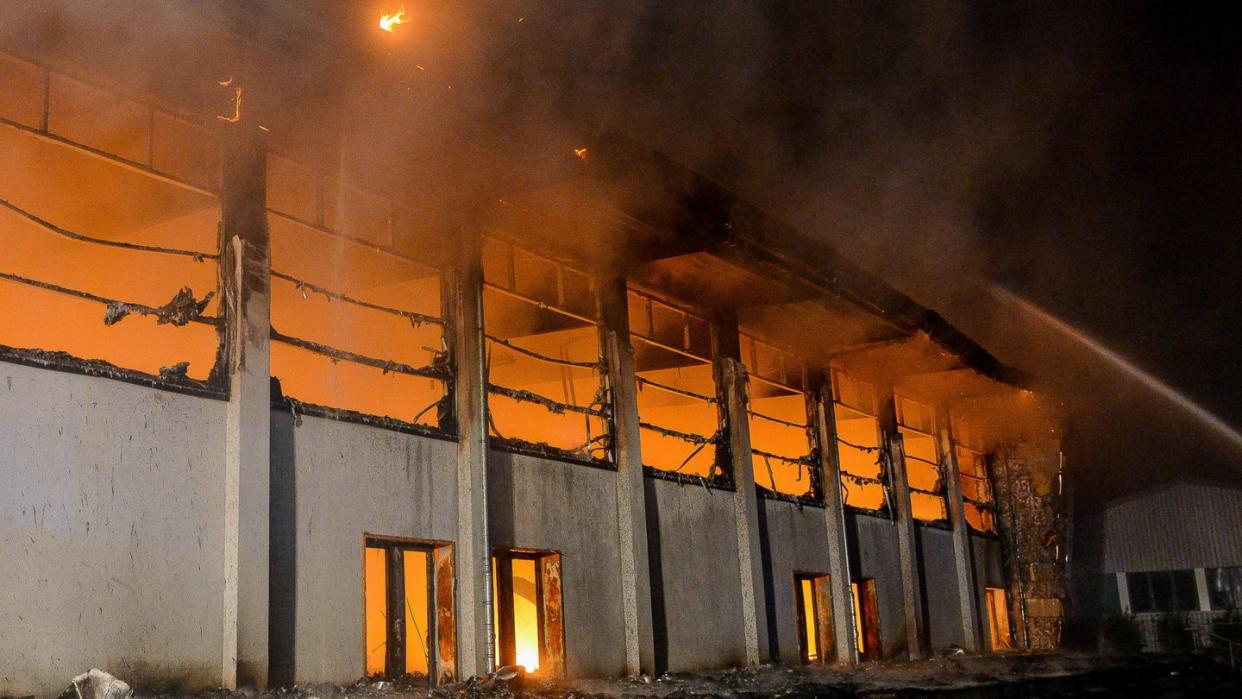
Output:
[{"xmin": 0, "ymin": 4, "xmax": 1070, "ymax": 695}]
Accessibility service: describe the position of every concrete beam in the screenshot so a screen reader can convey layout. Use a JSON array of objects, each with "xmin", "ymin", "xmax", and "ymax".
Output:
[
  {"xmin": 939, "ymin": 415, "xmax": 981, "ymax": 652},
  {"xmin": 450, "ymin": 231, "xmax": 491, "ymax": 678},
  {"xmin": 599, "ymin": 276, "xmax": 656, "ymax": 676},
  {"xmin": 810, "ymin": 371, "xmax": 858, "ymax": 665},
  {"xmin": 219, "ymin": 126, "xmax": 270, "ymax": 689},
  {"xmin": 879, "ymin": 397, "xmax": 926, "ymax": 660},
  {"xmin": 715, "ymin": 318, "xmax": 768, "ymax": 665}
]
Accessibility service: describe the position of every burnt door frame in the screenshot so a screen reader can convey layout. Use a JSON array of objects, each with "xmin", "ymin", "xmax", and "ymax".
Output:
[
  {"xmin": 492, "ymin": 548, "xmax": 565, "ymax": 676},
  {"xmin": 365, "ymin": 536, "xmax": 437, "ymax": 680}
]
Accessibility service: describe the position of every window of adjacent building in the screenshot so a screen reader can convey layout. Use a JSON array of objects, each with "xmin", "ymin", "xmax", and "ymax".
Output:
[
  {"xmin": 795, "ymin": 574, "xmax": 834, "ymax": 663},
  {"xmin": 630, "ymin": 289, "xmax": 721, "ymax": 477},
  {"xmin": 895, "ymin": 394, "xmax": 946, "ymax": 522},
  {"xmin": 364, "ymin": 537, "xmax": 455, "ymax": 682},
  {"xmin": 740, "ymin": 332, "xmax": 815, "ymax": 497},
  {"xmin": 1126, "ymin": 569, "xmax": 1199, "ymax": 614},
  {"xmin": 951, "ymin": 416, "xmax": 997, "ymax": 533},
  {"xmin": 491, "ymin": 550, "xmax": 565, "ymax": 676},
  {"xmin": 267, "ymin": 153, "xmax": 448, "ymax": 429},
  {"xmin": 985, "ymin": 587, "xmax": 1013, "ymax": 650},
  {"xmin": 1206, "ymin": 567, "xmax": 1242, "ymax": 611},
  {"xmin": 1, "ymin": 51, "xmax": 221, "ymax": 383},
  {"xmin": 482, "ymin": 238, "xmax": 608, "ymax": 461},
  {"xmin": 832, "ymin": 369, "xmax": 886, "ymax": 511}
]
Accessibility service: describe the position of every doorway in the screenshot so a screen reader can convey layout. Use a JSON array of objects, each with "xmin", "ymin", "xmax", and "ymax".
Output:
[
  {"xmin": 491, "ymin": 549, "xmax": 566, "ymax": 676},
  {"xmin": 794, "ymin": 573, "xmax": 834, "ymax": 663},
  {"xmin": 985, "ymin": 587, "xmax": 1013, "ymax": 650},
  {"xmin": 364, "ymin": 536, "xmax": 456, "ymax": 683},
  {"xmin": 851, "ymin": 578, "xmax": 882, "ymax": 660}
]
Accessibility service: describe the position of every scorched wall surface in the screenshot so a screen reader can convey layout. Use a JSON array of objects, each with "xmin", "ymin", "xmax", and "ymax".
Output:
[
  {"xmin": 269, "ymin": 411, "xmax": 459, "ymax": 685},
  {"xmin": 0, "ymin": 364, "xmax": 227, "ymax": 696}
]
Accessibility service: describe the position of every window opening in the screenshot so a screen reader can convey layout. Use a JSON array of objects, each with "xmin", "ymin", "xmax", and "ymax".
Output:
[
  {"xmin": 984, "ymin": 587, "xmax": 1012, "ymax": 650},
  {"xmin": 951, "ymin": 416, "xmax": 997, "ymax": 532},
  {"xmin": 895, "ymin": 394, "xmax": 947, "ymax": 522},
  {"xmin": 741, "ymin": 332, "xmax": 816, "ymax": 498},
  {"xmin": 1126, "ymin": 570, "xmax": 1199, "ymax": 614},
  {"xmin": 482, "ymin": 237, "xmax": 609, "ymax": 461},
  {"xmin": 629, "ymin": 289, "xmax": 722, "ymax": 478},
  {"xmin": 851, "ymin": 578, "xmax": 882, "ymax": 660},
  {"xmin": 363, "ymin": 537, "xmax": 455, "ymax": 682},
  {"xmin": 832, "ymin": 369, "xmax": 888, "ymax": 512},
  {"xmin": 795, "ymin": 574, "xmax": 834, "ymax": 663},
  {"xmin": 491, "ymin": 550, "xmax": 565, "ymax": 676},
  {"xmin": 267, "ymin": 153, "xmax": 450, "ymax": 430},
  {"xmin": 0, "ymin": 51, "xmax": 221, "ymax": 385},
  {"xmin": 1206, "ymin": 566, "xmax": 1242, "ymax": 611}
]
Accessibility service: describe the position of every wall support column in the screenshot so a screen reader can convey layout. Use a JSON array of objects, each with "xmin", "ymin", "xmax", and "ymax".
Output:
[
  {"xmin": 450, "ymin": 230, "xmax": 490, "ymax": 679},
  {"xmin": 810, "ymin": 371, "xmax": 857, "ymax": 664},
  {"xmin": 940, "ymin": 414, "xmax": 981, "ymax": 652},
  {"xmin": 599, "ymin": 276, "xmax": 655, "ymax": 676},
  {"xmin": 880, "ymin": 397, "xmax": 926, "ymax": 660},
  {"xmin": 220, "ymin": 125, "xmax": 271, "ymax": 689},
  {"xmin": 716, "ymin": 319, "xmax": 768, "ymax": 665}
]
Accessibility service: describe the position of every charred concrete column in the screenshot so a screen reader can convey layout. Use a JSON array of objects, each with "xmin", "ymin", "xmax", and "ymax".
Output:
[
  {"xmin": 598, "ymin": 275, "xmax": 656, "ymax": 676},
  {"xmin": 939, "ymin": 411, "xmax": 981, "ymax": 652},
  {"xmin": 879, "ymin": 396, "xmax": 926, "ymax": 660},
  {"xmin": 716, "ymin": 315, "xmax": 768, "ymax": 665},
  {"xmin": 450, "ymin": 229, "xmax": 491, "ymax": 678},
  {"xmin": 810, "ymin": 370, "xmax": 858, "ymax": 664},
  {"xmin": 219, "ymin": 126, "xmax": 270, "ymax": 689}
]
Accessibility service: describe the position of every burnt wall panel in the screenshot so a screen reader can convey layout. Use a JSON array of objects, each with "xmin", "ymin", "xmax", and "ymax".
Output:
[
  {"xmin": 270, "ymin": 412, "xmax": 458, "ymax": 685},
  {"xmin": 758, "ymin": 499, "xmax": 831, "ymax": 664},
  {"xmin": 918, "ymin": 526, "xmax": 965, "ymax": 651},
  {"xmin": 487, "ymin": 451, "xmax": 627, "ymax": 678},
  {"xmin": 971, "ymin": 535, "xmax": 1005, "ymax": 588},
  {"xmin": 647, "ymin": 478, "xmax": 748, "ymax": 672},
  {"xmin": 0, "ymin": 363, "xmax": 226, "ymax": 696},
  {"xmin": 847, "ymin": 513, "xmax": 906, "ymax": 658}
]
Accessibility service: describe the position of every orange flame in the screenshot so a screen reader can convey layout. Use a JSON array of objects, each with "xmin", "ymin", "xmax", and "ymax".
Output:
[
  {"xmin": 573, "ymin": 147, "xmax": 588, "ymax": 160},
  {"xmin": 379, "ymin": 6, "xmax": 407, "ymax": 32}
]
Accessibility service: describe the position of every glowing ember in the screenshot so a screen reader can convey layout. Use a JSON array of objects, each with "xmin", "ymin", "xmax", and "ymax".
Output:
[
  {"xmin": 379, "ymin": 6, "xmax": 407, "ymax": 32},
  {"xmin": 573, "ymin": 147, "xmax": 588, "ymax": 160}
]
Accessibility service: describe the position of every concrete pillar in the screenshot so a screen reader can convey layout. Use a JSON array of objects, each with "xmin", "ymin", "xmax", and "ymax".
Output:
[
  {"xmin": 810, "ymin": 371, "xmax": 858, "ymax": 664},
  {"xmin": 450, "ymin": 230, "xmax": 491, "ymax": 678},
  {"xmin": 879, "ymin": 397, "xmax": 926, "ymax": 660},
  {"xmin": 598, "ymin": 276, "xmax": 656, "ymax": 676},
  {"xmin": 1194, "ymin": 568, "xmax": 1212, "ymax": 612},
  {"xmin": 219, "ymin": 126, "xmax": 270, "ymax": 689},
  {"xmin": 715, "ymin": 318, "xmax": 768, "ymax": 665},
  {"xmin": 939, "ymin": 415, "xmax": 981, "ymax": 652}
]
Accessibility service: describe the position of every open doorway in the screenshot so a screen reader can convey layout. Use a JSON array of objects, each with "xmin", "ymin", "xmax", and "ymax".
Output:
[
  {"xmin": 491, "ymin": 549, "xmax": 566, "ymax": 676},
  {"xmin": 794, "ymin": 574, "xmax": 834, "ymax": 663},
  {"xmin": 985, "ymin": 587, "xmax": 1013, "ymax": 650},
  {"xmin": 364, "ymin": 536, "xmax": 456, "ymax": 683},
  {"xmin": 851, "ymin": 578, "xmax": 882, "ymax": 660}
]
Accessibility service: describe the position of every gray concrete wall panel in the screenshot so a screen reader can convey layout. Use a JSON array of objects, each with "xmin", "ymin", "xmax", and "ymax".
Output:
[{"xmin": 0, "ymin": 365, "xmax": 227, "ymax": 696}]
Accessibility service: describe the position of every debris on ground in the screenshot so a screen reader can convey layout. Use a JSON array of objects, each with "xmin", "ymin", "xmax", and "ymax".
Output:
[{"xmin": 63, "ymin": 669, "xmax": 134, "ymax": 699}]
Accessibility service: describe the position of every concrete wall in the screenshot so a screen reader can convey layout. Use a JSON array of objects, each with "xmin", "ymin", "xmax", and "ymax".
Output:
[
  {"xmin": 846, "ymin": 513, "xmax": 906, "ymax": 658},
  {"xmin": 757, "ymin": 498, "xmax": 832, "ymax": 664},
  {"xmin": 487, "ymin": 450, "xmax": 628, "ymax": 678},
  {"xmin": 971, "ymin": 535, "xmax": 1005, "ymax": 589},
  {"xmin": 918, "ymin": 526, "xmax": 965, "ymax": 652},
  {"xmin": 270, "ymin": 412, "xmax": 458, "ymax": 685},
  {"xmin": 0, "ymin": 364, "xmax": 227, "ymax": 696},
  {"xmin": 645, "ymin": 478, "xmax": 747, "ymax": 672}
]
